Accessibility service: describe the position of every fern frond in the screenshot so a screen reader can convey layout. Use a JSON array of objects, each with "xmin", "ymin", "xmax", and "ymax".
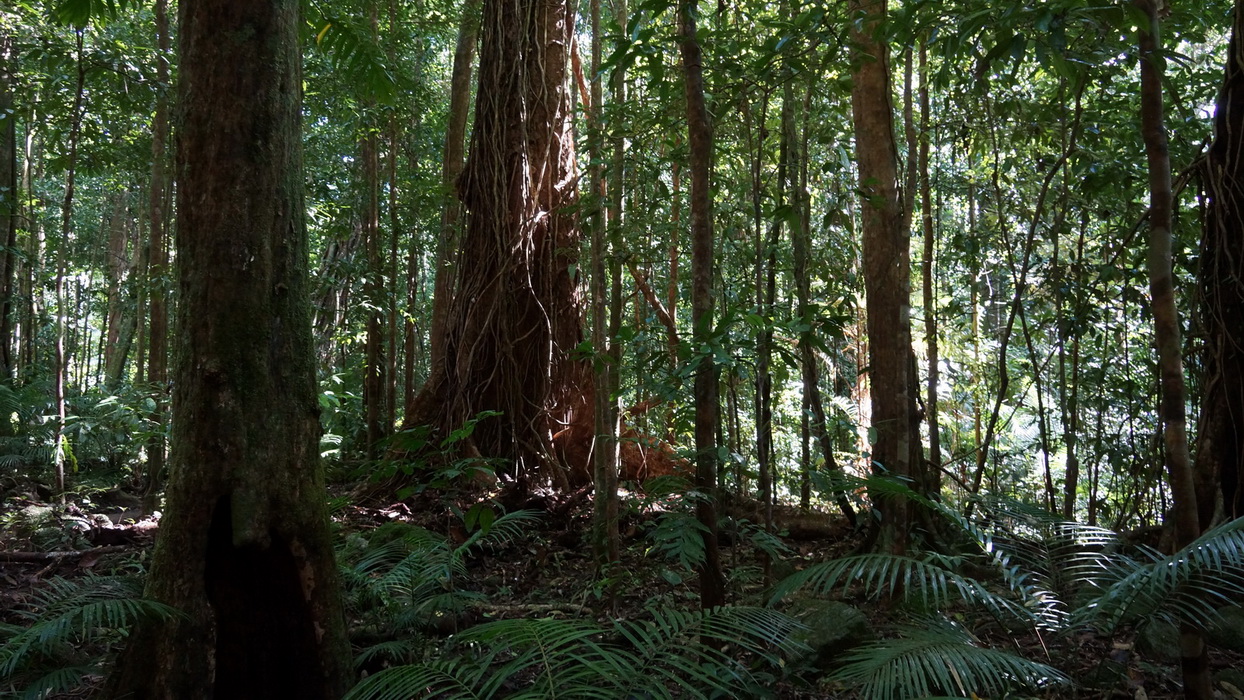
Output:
[
  {"xmin": 345, "ymin": 661, "xmax": 488, "ymax": 700},
  {"xmin": 18, "ymin": 663, "xmax": 100, "ymax": 700},
  {"xmin": 353, "ymin": 638, "xmax": 424, "ymax": 670},
  {"xmin": 831, "ymin": 621, "xmax": 1069, "ymax": 700},
  {"xmin": 0, "ymin": 575, "xmax": 178, "ymax": 686},
  {"xmin": 769, "ymin": 553, "xmax": 1038, "ymax": 629},
  {"xmin": 469, "ymin": 509, "xmax": 541, "ymax": 550},
  {"xmin": 647, "ymin": 510, "xmax": 708, "ymax": 570}
]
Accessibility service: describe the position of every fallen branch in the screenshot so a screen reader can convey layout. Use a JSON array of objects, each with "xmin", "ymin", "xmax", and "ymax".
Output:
[{"xmin": 0, "ymin": 545, "xmax": 131, "ymax": 563}]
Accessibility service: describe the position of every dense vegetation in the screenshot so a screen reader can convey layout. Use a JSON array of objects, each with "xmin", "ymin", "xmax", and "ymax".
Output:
[{"xmin": 2, "ymin": 0, "xmax": 1244, "ymax": 697}]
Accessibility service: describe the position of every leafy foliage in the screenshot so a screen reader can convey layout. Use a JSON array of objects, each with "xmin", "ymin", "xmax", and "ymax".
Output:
[
  {"xmin": 339, "ymin": 508, "xmax": 542, "ymax": 663},
  {"xmin": 831, "ymin": 619, "xmax": 1069, "ymax": 700},
  {"xmin": 0, "ymin": 574, "xmax": 178, "ymax": 698},
  {"xmin": 344, "ymin": 605, "xmax": 803, "ymax": 700}
]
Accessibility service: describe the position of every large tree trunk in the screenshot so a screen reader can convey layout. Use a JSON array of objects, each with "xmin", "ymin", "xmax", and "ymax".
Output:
[
  {"xmin": 849, "ymin": 0, "xmax": 916, "ymax": 555},
  {"xmin": 106, "ymin": 0, "xmax": 352, "ymax": 695},
  {"xmin": 1136, "ymin": 1, "xmax": 1209, "ymax": 697},
  {"xmin": 1200, "ymin": 0, "xmax": 1244, "ymax": 524},
  {"xmin": 403, "ymin": 0, "xmax": 584, "ymax": 489},
  {"xmin": 678, "ymin": 0, "xmax": 725, "ymax": 610},
  {"xmin": 424, "ymin": 0, "xmax": 481, "ymax": 390}
]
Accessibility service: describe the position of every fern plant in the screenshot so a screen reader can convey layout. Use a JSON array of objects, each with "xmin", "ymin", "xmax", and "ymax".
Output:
[
  {"xmin": 0, "ymin": 574, "xmax": 178, "ymax": 699},
  {"xmin": 778, "ymin": 475, "xmax": 1244, "ymax": 698},
  {"xmin": 344, "ymin": 605, "xmax": 803, "ymax": 700},
  {"xmin": 830, "ymin": 619, "xmax": 1068, "ymax": 700},
  {"xmin": 339, "ymin": 508, "xmax": 542, "ymax": 668}
]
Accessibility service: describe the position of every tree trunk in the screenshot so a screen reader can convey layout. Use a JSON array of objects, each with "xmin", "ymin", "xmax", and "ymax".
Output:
[
  {"xmin": 916, "ymin": 38, "xmax": 941, "ymax": 497},
  {"xmin": 103, "ymin": 192, "xmax": 131, "ymax": 386},
  {"xmin": 1136, "ymin": 1, "xmax": 1209, "ymax": 697},
  {"xmin": 106, "ymin": 0, "xmax": 352, "ymax": 695},
  {"xmin": 362, "ymin": 1, "xmax": 387, "ymax": 459},
  {"xmin": 425, "ymin": 0, "xmax": 481, "ymax": 388},
  {"xmin": 678, "ymin": 0, "xmax": 725, "ymax": 609},
  {"xmin": 402, "ymin": 0, "xmax": 584, "ymax": 489},
  {"xmin": 54, "ymin": 30, "xmax": 86, "ymax": 497},
  {"xmin": 749, "ymin": 88, "xmax": 777, "ymax": 546},
  {"xmin": 145, "ymin": 0, "xmax": 171, "ymax": 507},
  {"xmin": 1200, "ymin": 0, "xmax": 1244, "ymax": 524},
  {"xmin": 849, "ymin": 0, "xmax": 915, "ymax": 554},
  {"xmin": 587, "ymin": 0, "xmax": 623, "ymax": 596},
  {"xmin": 0, "ymin": 30, "xmax": 15, "ymax": 382}
]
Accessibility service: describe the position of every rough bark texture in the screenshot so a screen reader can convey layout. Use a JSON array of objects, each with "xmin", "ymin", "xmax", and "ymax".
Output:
[
  {"xmin": 1136, "ymin": 2, "xmax": 1209, "ymax": 697},
  {"xmin": 362, "ymin": 51, "xmax": 387, "ymax": 459},
  {"xmin": 425, "ymin": 0, "xmax": 481, "ymax": 389},
  {"xmin": 917, "ymin": 39, "xmax": 941, "ymax": 494},
  {"xmin": 144, "ymin": 0, "xmax": 171, "ymax": 506},
  {"xmin": 0, "ymin": 31, "xmax": 15, "ymax": 381},
  {"xmin": 678, "ymin": 0, "xmax": 726, "ymax": 610},
  {"xmin": 1200, "ymin": 0, "xmax": 1244, "ymax": 524},
  {"xmin": 106, "ymin": 0, "xmax": 352, "ymax": 696},
  {"xmin": 849, "ymin": 0, "xmax": 915, "ymax": 554},
  {"xmin": 403, "ymin": 0, "xmax": 585, "ymax": 488}
]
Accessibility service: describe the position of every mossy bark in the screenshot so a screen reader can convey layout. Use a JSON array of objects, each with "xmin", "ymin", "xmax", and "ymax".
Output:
[{"xmin": 106, "ymin": 0, "xmax": 352, "ymax": 697}]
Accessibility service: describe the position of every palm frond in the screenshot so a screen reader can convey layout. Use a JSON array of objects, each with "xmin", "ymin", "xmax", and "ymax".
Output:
[
  {"xmin": 304, "ymin": 2, "xmax": 398, "ymax": 104},
  {"xmin": 345, "ymin": 661, "xmax": 488, "ymax": 700},
  {"xmin": 769, "ymin": 553, "xmax": 1039, "ymax": 629},
  {"xmin": 460, "ymin": 509, "xmax": 542, "ymax": 551},
  {"xmin": 353, "ymin": 638, "xmax": 425, "ymax": 670},
  {"xmin": 1073, "ymin": 516, "xmax": 1244, "ymax": 632},
  {"xmin": 831, "ymin": 621, "xmax": 1069, "ymax": 700},
  {"xmin": 614, "ymin": 606, "xmax": 803, "ymax": 699},
  {"xmin": 344, "ymin": 606, "xmax": 800, "ymax": 700},
  {"xmin": 0, "ymin": 575, "xmax": 179, "ymax": 690},
  {"xmin": 18, "ymin": 663, "xmax": 101, "ymax": 700}
]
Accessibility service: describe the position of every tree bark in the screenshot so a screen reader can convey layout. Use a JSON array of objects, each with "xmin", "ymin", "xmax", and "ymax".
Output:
[
  {"xmin": 677, "ymin": 0, "xmax": 725, "ymax": 609},
  {"xmin": 849, "ymin": 0, "xmax": 915, "ymax": 554},
  {"xmin": 145, "ymin": 0, "xmax": 171, "ymax": 507},
  {"xmin": 916, "ymin": 38, "xmax": 941, "ymax": 497},
  {"xmin": 0, "ymin": 30, "xmax": 15, "ymax": 382},
  {"xmin": 106, "ymin": 0, "xmax": 352, "ymax": 695},
  {"xmin": 425, "ymin": 0, "xmax": 481, "ymax": 388},
  {"xmin": 1136, "ymin": 2, "xmax": 1209, "ymax": 697},
  {"xmin": 1200, "ymin": 0, "xmax": 1244, "ymax": 525},
  {"xmin": 402, "ymin": 0, "xmax": 584, "ymax": 489}
]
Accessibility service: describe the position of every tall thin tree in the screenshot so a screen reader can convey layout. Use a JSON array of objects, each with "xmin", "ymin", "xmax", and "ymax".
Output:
[
  {"xmin": 677, "ymin": 0, "xmax": 725, "ymax": 609},
  {"xmin": 1136, "ymin": 1, "xmax": 1208, "ymax": 696}
]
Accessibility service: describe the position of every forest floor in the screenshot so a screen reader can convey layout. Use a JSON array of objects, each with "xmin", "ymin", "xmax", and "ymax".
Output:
[{"xmin": 1, "ymin": 479, "xmax": 1242, "ymax": 698}]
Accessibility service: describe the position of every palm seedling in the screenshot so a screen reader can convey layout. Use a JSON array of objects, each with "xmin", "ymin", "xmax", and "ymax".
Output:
[{"xmin": 0, "ymin": 574, "xmax": 178, "ymax": 699}]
